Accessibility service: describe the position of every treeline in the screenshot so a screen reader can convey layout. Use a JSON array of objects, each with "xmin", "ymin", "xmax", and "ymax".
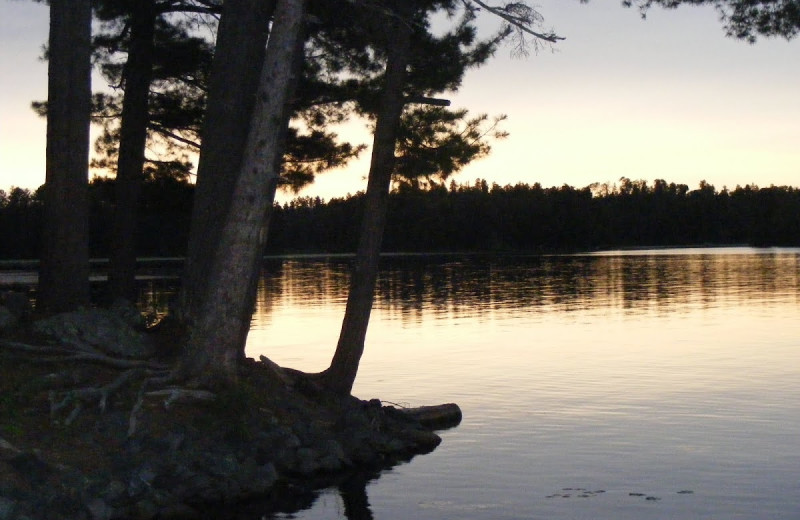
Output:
[
  {"xmin": 269, "ymin": 178, "xmax": 800, "ymax": 252},
  {"xmin": 2, "ymin": 177, "xmax": 799, "ymax": 259},
  {"xmin": 0, "ymin": 177, "xmax": 193, "ymax": 260}
]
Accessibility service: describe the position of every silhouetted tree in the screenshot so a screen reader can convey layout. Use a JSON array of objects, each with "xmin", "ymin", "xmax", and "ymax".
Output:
[
  {"xmin": 319, "ymin": 0, "xmax": 559, "ymax": 395},
  {"xmin": 179, "ymin": 0, "xmax": 307, "ymax": 386},
  {"xmin": 319, "ymin": 0, "xmax": 414, "ymax": 395},
  {"xmin": 622, "ymin": 0, "xmax": 800, "ymax": 41},
  {"xmin": 179, "ymin": 0, "xmax": 276, "ymax": 328},
  {"xmin": 90, "ymin": 1, "xmax": 217, "ymax": 302},
  {"xmin": 106, "ymin": 0, "xmax": 159, "ymax": 302},
  {"xmin": 38, "ymin": 0, "xmax": 92, "ymax": 312}
]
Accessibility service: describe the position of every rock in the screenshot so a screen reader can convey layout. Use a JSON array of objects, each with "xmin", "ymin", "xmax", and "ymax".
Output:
[
  {"xmin": 294, "ymin": 447, "xmax": 318, "ymax": 475},
  {"xmin": 0, "ymin": 497, "xmax": 17, "ymax": 520},
  {"xmin": 203, "ymin": 453, "xmax": 239, "ymax": 479},
  {"xmin": 86, "ymin": 498, "xmax": 113, "ymax": 520},
  {"xmin": 172, "ymin": 472, "xmax": 214, "ymax": 502},
  {"xmin": 253, "ymin": 462, "xmax": 278, "ymax": 492},
  {"xmin": 397, "ymin": 428, "xmax": 442, "ymax": 454},
  {"xmin": 155, "ymin": 503, "xmax": 199, "ymax": 520},
  {"xmin": 383, "ymin": 438, "xmax": 405, "ymax": 453},
  {"xmin": 45, "ymin": 492, "xmax": 87, "ymax": 520},
  {"xmin": 33, "ymin": 309, "xmax": 154, "ymax": 359},
  {"xmin": 102, "ymin": 480, "xmax": 127, "ymax": 503},
  {"xmin": 316, "ymin": 440, "xmax": 349, "ymax": 472},
  {"xmin": 133, "ymin": 499, "xmax": 159, "ymax": 520}
]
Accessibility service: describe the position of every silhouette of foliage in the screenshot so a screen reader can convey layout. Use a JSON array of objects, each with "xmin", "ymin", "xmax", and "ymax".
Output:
[
  {"xmin": 621, "ymin": 0, "xmax": 800, "ymax": 42},
  {"xmin": 268, "ymin": 178, "xmax": 800, "ymax": 253},
  {"xmin": 1, "ymin": 177, "xmax": 798, "ymax": 260}
]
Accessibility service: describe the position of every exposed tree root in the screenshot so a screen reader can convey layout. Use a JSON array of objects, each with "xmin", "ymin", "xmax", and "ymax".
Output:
[
  {"xmin": 2, "ymin": 338, "xmax": 216, "ymax": 435},
  {"xmin": 145, "ymin": 388, "xmax": 216, "ymax": 408},
  {"xmin": 48, "ymin": 368, "xmax": 144, "ymax": 421},
  {"xmin": 0, "ymin": 339, "xmax": 168, "ymax": 370}
]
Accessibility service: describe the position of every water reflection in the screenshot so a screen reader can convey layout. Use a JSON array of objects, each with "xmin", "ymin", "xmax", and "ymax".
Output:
[
  {"xmin": 338, "ymin": 473, "xmax": 375, "ymax": 520},
  {"xmin": 246, "ymin": 250, "xmax": 800, "ymax": 327},
  {"xmin": 3, "ymin": 249, "xmax": 797, "ymax": 323},
  {"xmin": 206, "ymin": 470, "xmax": 381, "ymax": 520}
]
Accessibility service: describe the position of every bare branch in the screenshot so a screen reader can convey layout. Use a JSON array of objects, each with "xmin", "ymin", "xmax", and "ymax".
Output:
[
  {"xmin": 149, "ymin": 123, "xmax": 202, "ymax": 149},
  {"xmin": 406, "ymin": 95, "xmax": 451, "ymax": 106},
  {"xmin": 466, "ymin": 0, "xmax": 565, "ymax": 43}
]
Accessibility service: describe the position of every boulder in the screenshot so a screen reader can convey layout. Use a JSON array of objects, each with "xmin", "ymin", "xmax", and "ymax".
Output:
[{"xmin": 33, "ymin": 308, "xmax": 154, "ymax": 359}]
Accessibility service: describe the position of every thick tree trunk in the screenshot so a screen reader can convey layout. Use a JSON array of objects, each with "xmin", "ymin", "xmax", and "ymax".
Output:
[
  {"xmin": 178, "ymin": 0, "xmax": 306, "ymax": 387},
  {"xmin": 109, "ymin": 2, "xmax": 157, "ymax": 303},
  {"xmin": 234, "ymin": 23, "xmax": 306, "ymax": 363},
  {"xmin": 178, "ymin": 0, "xmax": 276, "ymax": 326},
  {"xmin": 38, "ymin": 0, "xmax": 92, "ymax": 313},
  {"xmin": 320, "ymin": 10, "xmax": 412, "ymax": 395}
]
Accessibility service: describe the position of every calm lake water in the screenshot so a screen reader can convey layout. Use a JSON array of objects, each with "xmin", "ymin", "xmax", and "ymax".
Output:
[
  {"xmin": 238, "ymin": 247, "xmax": 800, "ymax": 519},
  {"xmin": 5, "ymin": 247, "xmax": 800, "ymax": 519}
]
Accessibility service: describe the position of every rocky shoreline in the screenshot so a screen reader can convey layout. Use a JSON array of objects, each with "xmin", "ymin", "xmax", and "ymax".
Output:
[{"xmin": 0, "ymin": 295, "xmax": 461, "ymax": 520}]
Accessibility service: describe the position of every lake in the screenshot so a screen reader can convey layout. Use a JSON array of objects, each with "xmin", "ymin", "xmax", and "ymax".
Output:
[
  {"xmin": 231, "ymin": 247, "xmax": 800, "ymax": 519},
  {"xmin": 6, "ymin": 247, "xmax": 800, "ymax": 519}
]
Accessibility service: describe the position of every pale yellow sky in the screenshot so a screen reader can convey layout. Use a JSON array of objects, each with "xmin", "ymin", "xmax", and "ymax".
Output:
[{"xmin": 1, "ymin": 1, "xmax": 798, "ymax": 200}]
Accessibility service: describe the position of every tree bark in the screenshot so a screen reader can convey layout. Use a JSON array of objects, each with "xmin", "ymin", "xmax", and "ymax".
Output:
[
  {"xmin": 108, "ymin": 1, "xmax": 157, "ymax": 303},
  {"xmin": 38, "ymin": 0, "xmax": 92, "ymax": 313},
  {"xmin": 320, "ymin": 7, "xmax": 412, "ymax": 395},
  {"xmin": 178, "ymin": 0, "xmax": 276, "ymax": 327},
  {"xmin": 235, "ymin": 22, "xmax": 306, "ymax": 362},
  {"xmin": 178, "ymin": 0, "xmax": 306, "ymax": 387}
]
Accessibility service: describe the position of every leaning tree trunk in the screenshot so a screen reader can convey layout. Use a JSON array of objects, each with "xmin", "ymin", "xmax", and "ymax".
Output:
[
  {"xmin": 234, "ymin": 23, "xmax": 307, "ymax": 362},
  {"xmin": 38, "ymin": 0, "xmax": 92, "ymax": 313},
  {"xmin": 178, "ymin": 0, "xmax": 306, "ymax": 387},
  {"xmin": 108, "ymin": 1, "xmax": 157, "ymax": 303},
  {"xmin": 320, "ymin": 10, "xmax": 412, "ymax": 396},
  {"xmin": 179, "ymin": 0, "xmax": 276, "ymax": 327}
]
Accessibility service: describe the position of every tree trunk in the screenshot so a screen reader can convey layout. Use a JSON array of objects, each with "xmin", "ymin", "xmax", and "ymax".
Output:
[
  {"xmin": 178, "ymin": 0, "xmax": 306, "ymax": 387},
  {"xmin": 109, "ymin": 2, "xmax": 157, "ymax": 303},
  {"xmin": 320, "ymin": 9, "xmax": 412, "ymax": 395},
  {"xmin": 178, "ymin": 0, "xmax": 276, "ymax": 327},
  {"xmin": 38, "ymin": 0, "xmax": 92, "ymax": 313},
  {"xmin": 235, "ymin": 23, "xmax": 306, "ymax": 362}
]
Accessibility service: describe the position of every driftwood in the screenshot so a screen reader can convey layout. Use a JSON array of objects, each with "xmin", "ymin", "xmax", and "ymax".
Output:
[{"xmin": 401, "ymin": 403, "xmax": 462, "ymax": 430}]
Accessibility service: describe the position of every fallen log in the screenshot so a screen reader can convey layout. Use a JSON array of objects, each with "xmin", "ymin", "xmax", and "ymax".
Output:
[{"xmin": 401, "ymin": 403, "xmax": 462, "ymax": 430}]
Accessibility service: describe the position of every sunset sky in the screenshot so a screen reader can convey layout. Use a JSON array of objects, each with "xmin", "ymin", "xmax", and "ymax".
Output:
[{"xmin": 1, "ymin": 0, "xmax": 798, "ymax": 201}]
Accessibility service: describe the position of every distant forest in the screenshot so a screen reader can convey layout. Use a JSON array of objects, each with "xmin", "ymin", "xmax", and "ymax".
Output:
[{"xmin": 2, "ymin": 176, "xmax": 799, "ymax": 260}]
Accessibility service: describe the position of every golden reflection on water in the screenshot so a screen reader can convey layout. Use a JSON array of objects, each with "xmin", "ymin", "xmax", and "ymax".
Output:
[
  {"xmin": 257, "ymin": 249, "xmax": 799, "ymax": 320},
  {"xmin": 247, "ymin": 249, "xmax": 800, "ymax": 376}
]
